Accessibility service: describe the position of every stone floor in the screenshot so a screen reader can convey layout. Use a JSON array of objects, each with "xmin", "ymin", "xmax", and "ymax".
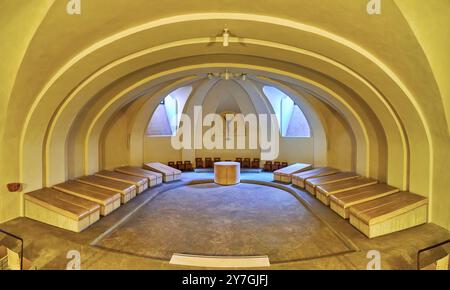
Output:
[{"xmin": 1, "ymin": 172, "xmax": 449, "ymax": 270}]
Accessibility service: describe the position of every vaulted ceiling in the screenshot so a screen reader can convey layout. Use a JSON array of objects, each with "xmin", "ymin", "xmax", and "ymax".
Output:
[{"xmin": 1, "ymin": 0, "xmax": 449, "ymax": 230}]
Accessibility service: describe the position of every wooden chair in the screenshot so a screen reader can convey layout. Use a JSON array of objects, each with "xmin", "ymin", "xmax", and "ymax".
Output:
[
  {"xmin": 176, "ymin": 161, "xmax": 185, "ymax": 171},
  {"xmin": 195, "ymin": 158, "xmax": 204, "ymax": 168},
  {"xmin": 214, "ymin": 157, "xmax": 221, "ymax": 163},
  {"xmin": 205, "ymin": 158, "xmax": 213, "ymax": 168},
  {"xmin": 273, "ymin": 161, "xmax": 281, "ymax": 171},
  {"xmin": 263, "ymin": 161, "xmax": 273, "ymax": 172},
  {"xmin": 281, "ymin": 162, "xmax": 289, "ymax": 169},
  {"xmin": 168, "ymin": 162, "xmax": 176, "ymax": 169},
  {"xmin": 252, "ymin": 158, "xmax": 260, "ymax": 169},
  {"xmin": 184, "ymin": 161, "xmax": 193, "ymax": 171},
  {"xmin": 235, "ymin": 157, "xmax": 243, "ymax": 168},
  {"xmin": 243, "ymin": 158, "xmax": 251, "ymax": 168}
]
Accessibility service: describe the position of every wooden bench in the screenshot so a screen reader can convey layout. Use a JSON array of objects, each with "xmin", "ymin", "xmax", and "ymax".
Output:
[
  {"xmin": 95, "ymin": 170, "xmax": 148, "ymax": 194},
  {"xmin": 349, "ymin": 192, "xmax": 428, "ymax": 238},
  {"xmin": 305, "ymin": 172, "xmax": 359, "ymax": 195},
  {"xmin": 53, "ymin": 181, "xmax": 121, "ymax": 216},
  {"xmin": 77, "ymin": 176, "xmax": 137, "ymax": 204},
  {"xmin": 143, "ymin": 162, "xmax": 182, "ymax": 182},
  {"xmin": 25, "ymin": 188, "xmax": 100, "ymax": 232},
  {"xmin": 316, "ymin": 177, "xmax": 378, "ymax": 206},
  {"xmin": 115, "ymin": 166, "xmax": 163, "ymax": 186},
  {"xmin": 273, "ymin": 163, "xmax": 313, "ymax": 183},
  {"xmin": 292, "ymin": 167, "xmax": 339, "ymax": 188},
  {"xmin": 329, "ymin": 184, "xmax": 399, "ymax": 219}
]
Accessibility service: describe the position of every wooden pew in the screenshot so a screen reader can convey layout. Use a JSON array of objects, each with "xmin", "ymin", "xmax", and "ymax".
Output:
[
  {"xmin": 349, "ymin": 192, "xmax": 428, "ymax": 238},
  {"xmin": 53, "ymin": 181, "xmax": 121, "ymax": 216},
  {"xmin": 329, "ymin": 184, "xmax": 399, "ymax": 219},
  {"xmin": 77, "ymin": 176, "xmax": 137, "ymax": 204},
  {"xmin": 292, "ymin": 167, "xmax": 339, "ymax": 188},
  {"xmin": 24, "ymin": 188, "xmax": 100, "ymax": 232},
  {"xmin": 95, "ymin": 170, "xmax": 148, "ymax": 194},
  {"xmin": 115, "ymin": 166, "xmax": 163, "ymax": 186},
  {"xmin": 315, "ymin": 177, "xmax": 378, "ymax": 206},
  {"xmin": 273, "ymin": 163, "xmax": 313, "ymax": 183},
  {"xmin": 305, "ymin": 172, "xmax": 359, "ymax": 195},
  {"xmin": 143, "ymin": 162, "xmax": 182, "ymax": 182}
]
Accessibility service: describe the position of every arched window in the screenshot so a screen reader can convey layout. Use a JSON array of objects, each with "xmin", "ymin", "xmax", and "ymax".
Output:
[
  {"xmin": 262, "ymin": 86, "xmax": 311, "ymax": 137},
  {"xmin": 147, "ymin": 86, "xmax": 192, "ymax": 136}
]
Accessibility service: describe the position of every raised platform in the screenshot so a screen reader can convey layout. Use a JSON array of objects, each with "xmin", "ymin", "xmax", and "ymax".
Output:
[
  {"xmin": 330, "ymin": 184, "xmax": 399, "ymax": 219},
  {"xmin": 95, "ymin": 170, "xmax": 148, "ymax": 194},
  {"xmin": 315, "ymin": 177, "xmax": 378, "ymax": 206},
  {"xmin": 349, "ymin": 192, "xmax": 428, "ymax": 238},
  {"xmin": 25, "ymin": 188, "xmax": 100, "ymax": 232},
  {"xmin": 115, "ymin": 166, "xmax": 163, "ymax": 186},
  {"xmin": 77, "ymin": 175, "xmax": 137, "ymax": 204},
  {"xmin": 53, "ymin": 181, "xmax": 121, "ymax": 216},
  {"xmin": 170, "ymin": 253, "xmax": 270, "ymax": 268}
]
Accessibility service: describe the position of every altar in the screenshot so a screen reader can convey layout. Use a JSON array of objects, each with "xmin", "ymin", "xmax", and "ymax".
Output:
[{"xmin": 214, "ymin": 162, "xmax": 241, "ymax": 186}]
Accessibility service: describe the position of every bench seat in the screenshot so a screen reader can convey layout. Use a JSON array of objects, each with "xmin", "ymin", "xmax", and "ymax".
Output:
[
  {"xmin": 273, "ymin": 163, "xmax": 312, "ymax": 183},
  {"xmin": 77, "ymin": 175, "xmax": 137, "ymax": 204},
  {"xmin": 53, "ymin": 181, "xmax": 121, "ymax": 216},
  {"xmin": 349, "ymin": 192, "xmax": 428, "ymax": 238},
  {"xmin": 95, "ymin": 170, "xmax": 148, "ymax": 193},
  {"xmin": 329, "ymin": 184, "xmax": 399, "ymax": 219},
  {"xmin": 316, "ymin": 177, "xmax": 378, "ymax": 206},
  {"xmin": 25, "ymin": 188, "xmax": 100, "ymax": 232},
  {"xmin": 143, "ymin": 162, "xmax": 182, "ymax": 182},
  {"xmin": 115, "ymin": 166, "xmax": 163, "ymax": 186},
  {"xmin": 292, "ymin": 167, "xmax": 339, "ymax": 188},
  {"xmin": 305, "ymin": 172, "xmax": 359, "ymax": 195}
]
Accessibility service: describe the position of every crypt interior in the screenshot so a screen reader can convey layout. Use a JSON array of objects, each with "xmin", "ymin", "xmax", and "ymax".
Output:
[{"xmin": 0, "ymin": 0, "xmax": 449, "ymax": 270}]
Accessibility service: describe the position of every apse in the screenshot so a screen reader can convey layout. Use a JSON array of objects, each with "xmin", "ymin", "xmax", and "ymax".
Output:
[{"xmin": 1, "ymin": 1, "xmax": 449, "ymax": 271}]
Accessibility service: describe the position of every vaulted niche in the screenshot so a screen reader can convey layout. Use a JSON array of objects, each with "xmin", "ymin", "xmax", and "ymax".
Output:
[{"xmin": 262, "ymin": 86, "xmax": 311, "ymax": 137}]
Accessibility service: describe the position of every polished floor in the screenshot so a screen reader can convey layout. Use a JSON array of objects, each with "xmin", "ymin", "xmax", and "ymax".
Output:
[
  {"xmin": 95, "ymin": 183, "xmax": 352, "ymax": 262},
  {"xmin": 1, "ymin": 172, "xmax": 449, "ymax": 270}
]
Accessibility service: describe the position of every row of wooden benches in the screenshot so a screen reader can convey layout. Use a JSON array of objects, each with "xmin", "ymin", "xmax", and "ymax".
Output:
[
  {"xmin": 24, "ymin": 163, "xmax": 182, "ymax": 233},
  {"xmin": 273, "ymin": 164, "xmax": 428, "ymax": 238}
]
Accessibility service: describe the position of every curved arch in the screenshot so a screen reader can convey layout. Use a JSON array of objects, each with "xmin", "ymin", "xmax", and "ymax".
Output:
[
  {"xmin": 82, "ymin": 63, "xmax": 373, "ymax": 178},
  {"xmin": 15, "ymin": 13, "xmax": 424, "ymax": 197}
]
